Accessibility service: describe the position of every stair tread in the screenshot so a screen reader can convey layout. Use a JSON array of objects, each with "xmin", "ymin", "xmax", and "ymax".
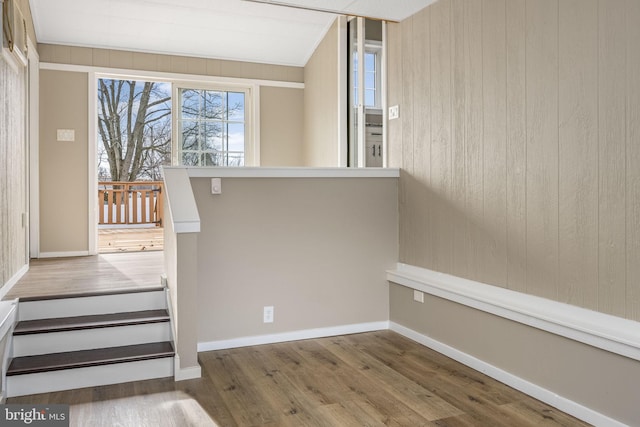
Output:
[
  {"xmin": 14, "ymin": 310, "xmax": 170, "ymax": 335},
  {"xmin": 17, "ymin": 286, "xmax": 166, "ymax": 302},
  {"xmin": 7, "ymin": 342, "xmax": 174, "ymax": 376}
]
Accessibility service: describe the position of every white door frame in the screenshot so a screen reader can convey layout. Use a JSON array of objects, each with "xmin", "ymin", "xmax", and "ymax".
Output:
[{"xmin": 28, "ymin": 38, "xmax": 39, "ymax": 259}]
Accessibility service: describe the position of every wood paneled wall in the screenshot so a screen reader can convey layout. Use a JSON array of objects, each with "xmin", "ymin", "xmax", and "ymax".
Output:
[
  {"xmin": 0, "ymin": 57, "xmax": 28, "ymax": 290},
  {"xmin": 388, "ymin": 0, "xmax": 640, "ymax": 320}
]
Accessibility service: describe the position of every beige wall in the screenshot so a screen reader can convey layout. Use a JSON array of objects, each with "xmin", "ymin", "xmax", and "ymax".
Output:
[
  {"xmin": 191, "ymin": 177, "xmax": 398, "ymax": 343},
  {"xmin": 303, "ymin": 19, "xmax": 340, "ymax": 166},
  {"xmin": 388, "ymin": 0, "xmax": 640, "ymax": 320},
  {"xmin": 37, "ymin": 46, "xmax": 306, "ymax": 253},
  {"xmin": 260, "ymin": 86, "xmax": 304, "ymax": 166},
  {"xmin": 390, "ymin": 283, "xmax": 640, "ymax": 426},
  {"xmin": 39, "ymin": 70, "xmax": 89, "ymax": 253},
  {"xmin": 38, "ymin": 44, "xmax": 304, "ymax": 83}
]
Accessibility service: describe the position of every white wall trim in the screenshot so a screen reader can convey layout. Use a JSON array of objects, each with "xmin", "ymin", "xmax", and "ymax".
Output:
[
  {"xmin": 390, "ymin": 322, "xmax": 626, "ymax": 427},
  {"xmin": 0, "ymin": 265, "xmax": 28, "ymax": 300},
  {"xmin": 88, "ymin": 73, "xmax": 98, "ymax": 255},
  {"xmin": 27, "ymin": 38, "xmax": 40, "ymax": 259},
  {"xmin": 198, "ymin": 321, "xmax": 389, "ymax": 352},
  {"xmin": 38, "ymin": 251, "xmax": 90, "ymax": 259},
  {"xmin": 162, "ymin": 168, "xmax": 200, "ymax": 234},
  {"xmin": 180, "ymin": 166, "xmax": 400, "ymax": 179},
  {"xmin": 337, "ymin": 16, "xmax": 348, "ymax": 168},
  {"xmin": 39, "ymin": 62, "xmax": 304, "ymax": 90},
  {"xmin": 387, "ymin": 263, "xmax": 640, "ymax": 362},
  {"xmin": 251, "ymin": 83, "xmax": 261, "ymax": 166},
  {"xmin": 173, "ymin": 355, "xmax": 202, "ymax": 381}
]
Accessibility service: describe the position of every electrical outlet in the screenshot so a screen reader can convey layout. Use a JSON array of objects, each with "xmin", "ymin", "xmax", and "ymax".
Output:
[
  {"xmin": 413, "ymin": 290, "xmax": 424, "ymax": 303},
  {"xmin": 263, "ymin": 306, "xmax": 274, "ymax": 323}
]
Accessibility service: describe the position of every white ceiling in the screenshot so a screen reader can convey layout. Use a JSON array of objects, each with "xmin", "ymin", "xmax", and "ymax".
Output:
[{"xmin": 29, "ymin": 0, "xmax": 435, "ymax": 67}]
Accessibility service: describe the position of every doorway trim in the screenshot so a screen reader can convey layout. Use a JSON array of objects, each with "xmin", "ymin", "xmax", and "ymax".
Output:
[{"xmin": 28, "ymin": 38, "xmax": 39, "ymax": 259}]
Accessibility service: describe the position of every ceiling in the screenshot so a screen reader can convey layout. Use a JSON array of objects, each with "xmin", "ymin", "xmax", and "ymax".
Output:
[{"xmin": 29, "ymin": 0, "xmax": 436, "ymax": 67}]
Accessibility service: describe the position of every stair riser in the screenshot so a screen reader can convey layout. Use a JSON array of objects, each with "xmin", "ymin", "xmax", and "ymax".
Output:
[
  {"xmin": 13, "ymin": 322, "xmax": 171, "ymax": 357},
  {"xmin": 18, "ymin": 291, "xmax": 167, "ymax": 321},
  {"xmin": 7, "ymin": 357, "xmax": 174, "ymax": 397}
]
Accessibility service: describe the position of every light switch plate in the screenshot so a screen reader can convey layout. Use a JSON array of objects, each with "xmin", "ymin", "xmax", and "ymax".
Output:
[
  {"xmin": 211, "ymin": 178, "xmax": 222, "ymax": 194},
  {"xmin": 389, "ymin": 105, "xmax": 399, "ymax": 120},
  {"xmin": 57, "ymin": 129, "xmax": 75, "ymax": 142},
  {"xmin": 413, "ymin": 290, "xmax": 424, "ymax": 303}
]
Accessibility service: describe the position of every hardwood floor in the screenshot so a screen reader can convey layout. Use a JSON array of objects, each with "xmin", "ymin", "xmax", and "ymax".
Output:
[
  {"xmin": 8, "ymin": 331, "xmax": 591, "ymax": 426},
  {"xmin": 99, "ymin": 227, "xmax": 164, "ymax": 253},
  {"xmin": 3, "ymin": 252, "xmax": 164, "ymax": 300}
]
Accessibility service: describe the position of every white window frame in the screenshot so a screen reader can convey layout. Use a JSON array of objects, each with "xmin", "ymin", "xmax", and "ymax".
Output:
[
  {"xmin": 172, "ymin": 82, "xmax": 257, "ymax": 167},
  {"xmin": 353, "ymin": 41, "xmax": 383, "ymax": 111}
]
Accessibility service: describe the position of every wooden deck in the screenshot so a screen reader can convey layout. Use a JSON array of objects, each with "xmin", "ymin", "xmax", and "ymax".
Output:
[
  {"xmin": 3, "ymin": 251, "xmax": 164, "ymax": 300},
  {"xmin": 98, "ymin": 227, "xmax": 163, "ymax": 253},
  {"xmin": 8, "ymin": 330, "xmax": 590, "ymax": 426}
]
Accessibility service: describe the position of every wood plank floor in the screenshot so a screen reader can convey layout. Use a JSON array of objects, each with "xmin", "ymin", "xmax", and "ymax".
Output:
[
  {"xmin": 99, "ymin": 227, "xmax": 164, "ymax": 253},
  {"xmin": 3, "ymin": 252, "xmax": 164, "ymax": 300},
  {"xmin": 8, "ymin": 331, "xmax": 591, "ymax": 426}
]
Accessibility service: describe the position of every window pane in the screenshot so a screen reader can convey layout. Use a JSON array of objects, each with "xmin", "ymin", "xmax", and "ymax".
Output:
[
  {"xmin": 227, "ymin": 92, "xmax": 245, "ymax": 121},
  {"xmin": 204, "ymin": 122, "xmax": 223, "ymax": 151},
  {"xmin": 180, "ymin": 121, "xmax": 199, "ymax": 150},
  {"xmin": 202, "ymin": 152, "xmax": 223, "ymax": 166},
  {"xmin": 228, "ymin": 122, "xmax": 245, "ymax": 152},
  {"xmin": 204, "ymin": 91, "xmax": 224, "ymax": 119},
  {"xmin": 365, "ymin": 89, "xmax": 375, "ymax": 107},
  {"xmin": 181, "ymin": 89, "xmax": 201, "ymax": 119},
  {"xmin": 182, "ymin": 152, "xmax": 200, "ymax": 166},
  {"xmin": 365, "ymin": 53, "xmax": 376, "ymax": 71},
  {"xmin": 365, "ymin": 72, "xmax": 376, "ymax": 90},
  {"xmin": 227, "ymin": 152, "xmax": 244, "ymax": 167}
]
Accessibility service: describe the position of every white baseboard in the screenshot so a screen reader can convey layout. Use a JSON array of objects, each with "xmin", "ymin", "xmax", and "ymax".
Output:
[
  {"xmin": 0, "ymin": 264, "xmax": 28, "ymax": 300},
  {"xmin": 38, "ymin": 251, "xmax": 90, "ymax": 259},
  {"xmin": 198, "ymin": 321, "xmax": 389, "ymax": 352},
  {"xmin": 390, "ymin": 322, "xmax": 626, "ymax": 427},
  {"xmin": 173, "ymin": 355, "xmax": 202, "ymax": 381},
  {"xmin": 387, "ymin": 263, "xmax": 640, "ymax": 362}
]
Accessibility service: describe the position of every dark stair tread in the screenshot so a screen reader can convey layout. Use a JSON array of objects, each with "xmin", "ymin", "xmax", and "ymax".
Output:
[
  {"xmin": 14, "ymin": 310, "xmax": 170, "ymax": 335},
  {"xmin": 7, "ymin": 342, "xmax": 174, "ymax": 376},
  {"xmin": 17, "ymin": 286, "xmax": 166, "ymax": 302}
]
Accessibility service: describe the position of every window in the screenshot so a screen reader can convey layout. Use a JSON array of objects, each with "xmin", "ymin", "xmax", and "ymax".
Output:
[
  {"xmin": 176, "ymin": 87, "xmax": 250, "ymax": 167},
  {"xmin": 353, "ymin": 46, "xmax": 381, "ymax": 109}
]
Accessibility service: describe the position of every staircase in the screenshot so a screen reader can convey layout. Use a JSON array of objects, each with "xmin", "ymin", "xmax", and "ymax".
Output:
[{"xmin": 6, "ymin": 287, "xmax": 175, "ymax": 397}]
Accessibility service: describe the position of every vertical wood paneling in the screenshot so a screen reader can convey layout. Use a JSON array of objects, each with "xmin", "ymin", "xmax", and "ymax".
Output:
[
  {"xmin": 386, "ymin": 23, "xmax": 403, "ymax": 169},
  {"xmin": 558, "ymin": 0, "xmax": 598, "ymax": 309},
  {"xmin": 525, "ymin": 0, "xmax": 559, "ymax": 300},
  {"xmin": 481, "ymin": 0, "xmax": 508, "ymax": 286},
  {"xmin": 388, "ymin": 0, "xmax": 640, "ymax": 320},
  {"xmin": 399, "ymin": 18, "xmax": 415, "ymax": 264},
  {"xmin": 505, "ymin": 0, "xmax": 527, "ymax": 293},
  {"xmin": 627, "ymin": 0, "xmax": 640, "ymax": 320},
  {"xmin": 450, "ymin": 0, "xmax": 469, "ymax": 278},
  {"xmin": 412, "ymin": 8, "xmax": 432, "ymax": 266},
  {"xmin": 430, "ymin": 0, "xmax": 453, "ymax": 272},
  {"xmin": 402, "ymin": 18, "xmax": 415, "ymax": 175},
  {"xmin": 0, "ymin": 56, "xmax": 28, "ymax": 290},
  {"xmin": 598, "ymin": 0, "xmax": 627, "ymax": 317},
  {"xmin": 464, "ymin": 0, "xmax": 484, "ymax": 279}
]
